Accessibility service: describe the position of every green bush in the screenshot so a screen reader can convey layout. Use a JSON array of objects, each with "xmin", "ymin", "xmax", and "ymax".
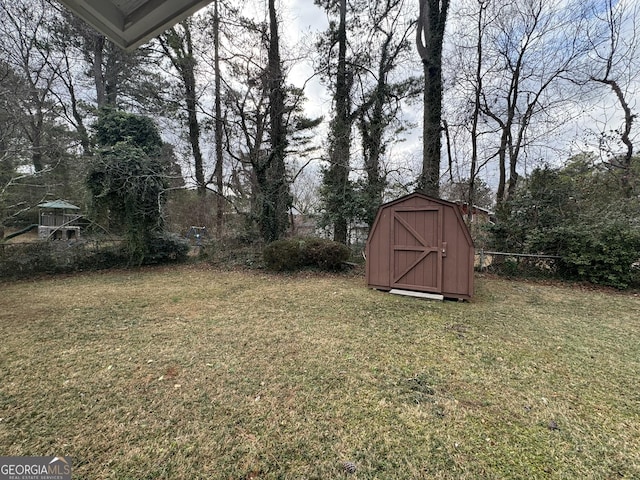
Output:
[
  {"xmin": 0, "ymin": 241, "xmax": 123, "ymax": 278},
  {"xmin": 555, "ymin": 224, "xmax": 640, "ymax": 289},
  {"xmin": 299, "ymin": 237, "xmax": 350, "ymax": 270},
  {"xmin": 0, "ymin": 235, "xmax": 189, "ymax": 280},
  {"xmin": 79, "ymin": 245, "xmax": 129, "ymax": 270},
  {"xmin": 0, "ymin": 242, "xmax": 57, "ymax": 277},
  {"xmin": 263, "ymin": 237, "xmax": 350, "ymax": 272},
  {"xmin": 143, "ymin": 233, "xmax": 190, "ymax": 264},
  {"xmin": 263, "ymin": 239, "xmax": 302, "ymax": 271},
  {"xmin": 502, "ymin": 257, "xmax": 520, "ymax": 276}
]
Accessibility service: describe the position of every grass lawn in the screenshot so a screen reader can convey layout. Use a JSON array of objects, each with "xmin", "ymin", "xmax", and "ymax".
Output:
[{"xmin": 1, "ymin": 265, "xmax": 639, "ymax": 479}]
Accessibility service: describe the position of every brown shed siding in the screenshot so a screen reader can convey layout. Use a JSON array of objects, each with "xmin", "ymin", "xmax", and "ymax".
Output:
[{"xmin": 366, "ymin": 193, "xmax": 474, "ymax": 300}]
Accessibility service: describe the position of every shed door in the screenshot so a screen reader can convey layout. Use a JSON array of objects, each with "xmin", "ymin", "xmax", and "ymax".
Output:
[{"xmin": 391, "ymin": 206, "xmax": 443, "ymax": 292}]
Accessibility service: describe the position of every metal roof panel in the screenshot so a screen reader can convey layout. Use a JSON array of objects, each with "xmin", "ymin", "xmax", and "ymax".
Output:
[{"xmin": 38, "ymin": 200, "xmax": 81, "ymax": 210}]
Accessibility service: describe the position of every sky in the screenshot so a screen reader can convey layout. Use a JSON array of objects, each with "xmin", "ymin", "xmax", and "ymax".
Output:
[
  {"xmin": 274, "ymin": 0, "xmax": 637, "ymax": 188},
  {"xmin": 280, "ymin": 0, "xmax": 331, "ymax": 118},
  {"xmin": 42, "ymin": 0, "xmax": 638, "ymax": 197},
  {"xmin": 194, "ymin": 0, "xmax": 639, "ymax": 197},
  {"xmin": 275, "ymin": 0, "xmax": 425, "ymax": 192}
]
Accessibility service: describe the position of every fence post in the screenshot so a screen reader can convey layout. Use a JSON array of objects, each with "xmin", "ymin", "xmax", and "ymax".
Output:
[{"xmin": 480, "ymin": 249, "xmax": 485, "ymax": 271}]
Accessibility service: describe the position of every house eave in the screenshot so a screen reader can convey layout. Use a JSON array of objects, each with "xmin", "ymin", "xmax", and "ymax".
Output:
[{"xmin": 56, "ymin": 0, "xmax": 214, "ymax": 51}]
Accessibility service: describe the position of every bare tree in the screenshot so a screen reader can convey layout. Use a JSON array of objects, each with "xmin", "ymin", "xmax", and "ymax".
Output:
[
  {"xmin": 52, "ymin": 42, "xmax": 92, "ymax": 155},
  {"xmin": 55, "ymin": 5, "xmax": 166, "ymax": 111},
  {"xmin": 316, "ymin": 0, "xmax": 355, "ymax": 243},
  {"xmin": 211, "ymin": 0, "xmax": 226, "ymax": 235},
  {"xmin": 476, "ymin": 0, "xmax": 588, "ymax": 210},
  {"xmin": 220, "ymin": 8, "xmax": 305, "ymax": 242},
  {"xmin": 466, "ymin": 0, "xmax": 489, "ymax": 219},
  {"xmin": 0, "ymin": 0, "xmax": 63, "ymax": 172},
  {"xmin": 159, "ymin": 19, "xmax": 207, "ymax": 195},
  {"xmin": 583, "ymin": 0, "xmax": 639, "ymax": 194},
  {"xmin": 444, "ymin": 0, "xmax": 499, "ymax": 219}
]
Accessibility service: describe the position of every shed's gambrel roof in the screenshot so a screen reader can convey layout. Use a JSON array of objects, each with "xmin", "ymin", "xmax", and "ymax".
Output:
[{"xmin": 374, "ymin": 192, "xmax": 474, "ymax": 247}]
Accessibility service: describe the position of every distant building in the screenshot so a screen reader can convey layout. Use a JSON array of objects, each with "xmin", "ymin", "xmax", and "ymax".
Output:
[
  {"xmin": 457, "ymin": 203, "xmax": 495, "ymax": 224},
  {"xmin": 37, "ymin": 200, "xmax": 82, "ymax": 240},
  {"xmin": 289, "ymin": 208, "xmax": 317, "ymax": 238}
]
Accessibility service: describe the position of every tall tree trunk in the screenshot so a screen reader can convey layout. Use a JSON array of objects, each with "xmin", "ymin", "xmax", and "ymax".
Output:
[
  {"xmin": 362, "ymin": 99, "xmax": 385, "ymax": 228},
  {"xmin": 507, "ymin": 143, "xmax": 519, "ymax": 200},
  {"xmin": 92, "ymin": 34, "xmax": 107, "ymax": 107},
  {"xmin": 104, "ymin": 42, "xmax": 119, "ymax": 107},
  {"xmin": 67, "ymin": 78, "xmax": 91, "ymax": 155},
  {"xmin": 30, "ymin": 118, "xmax": 44, "ymax": 172},
  {"xmin": 595, "ymin": 77, "xmax": 635, "ymax": 196},
  {"xmin": 90, "ymin": 36, "xmax": 120, "ymax": 108},
  {"xmin": 360, "ymin": 50, "xmax": 388, "ymax": 228},
  {"xmin": 181, "ymin": 24, "xmax": 206, "ymax": 195},
  {"xmin": 468, "ymin": 0, "xmax": 486, "ymax": 222},
  {"xmin": 160, "ymin": 23, "xmax": 206, "ymax": 194},
  {"xmin": 416, "ymin": 0, "xmax": 449, "ymax": 197},
  {"xmin": 495, "ymin": 129, "xmax": 508, "ymax": 208},
  {"xmin": 262, "ymin": 0, "xmax": 289, "ymax": 243},
  {"xmin": 26, "ymin": 86, "xmax": 45, "ymax": 172},
  {"xmin": 213, "ymin": 0, "xmax": 225, "ymax": 236},
  {"xmin": 588, "ymin": 0, "xmax": 636, "ymax": 197},
  {"xmin": 184, "ymin": 61, "xmax": 206, "ymax": 195},
  {"xmin": 328, "ymin": 0, "xmax": 351, "ymax": 243}
]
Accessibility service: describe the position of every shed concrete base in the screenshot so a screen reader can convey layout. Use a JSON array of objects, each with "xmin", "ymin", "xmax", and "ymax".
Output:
[{"xmin": 389, "ymin": 289, "xmax": 444, "ymax": 301}]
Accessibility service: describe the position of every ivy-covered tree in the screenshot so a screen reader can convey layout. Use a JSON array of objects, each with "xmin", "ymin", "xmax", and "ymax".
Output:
[
  {"xmin": 159, "ymin": 19, "xmax": 207, "ymax": 195},
  {"xmin": 92, "ymin": 109, "xmax": 163, "ymax": 156},
  {"xmin": 316, "ymin": 0, "xmax": 357, "ymax": 244},
  {"xmin": 316, "ymin": 0, "xmax": 417, "ymax": 240},
  {"xmin": 259, "ymin": 0, "xmax": 290, "ymax": 244},
  {"xmin": 87, "ymin": 109, "xmax": 168, "ymax": 263}
]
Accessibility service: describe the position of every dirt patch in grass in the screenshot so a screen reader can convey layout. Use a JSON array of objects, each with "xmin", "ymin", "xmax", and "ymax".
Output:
[{"xmin": 1, "ymin": 265, "xmax": 639, "ymax": 479}]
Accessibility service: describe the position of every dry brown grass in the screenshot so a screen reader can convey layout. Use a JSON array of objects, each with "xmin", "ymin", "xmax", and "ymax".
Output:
[{"xmin": 1, "ymin": 266, "xmax": 639, "ymax": 479}]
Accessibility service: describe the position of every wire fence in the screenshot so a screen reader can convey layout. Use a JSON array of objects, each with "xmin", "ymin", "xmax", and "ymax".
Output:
[{"xmin": 475, "ymin": 250, "xmax": 562, "ymax": 279}]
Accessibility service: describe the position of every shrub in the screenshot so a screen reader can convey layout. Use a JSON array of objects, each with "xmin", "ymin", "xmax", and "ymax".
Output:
[
  {"xmin": 0, "ymin": 241, "xmax": 127, "ymax": 278},
  {"xmin": 263, "ymin": 239, "xmax": 302, "ymax": 271},
  {"xmin": 0, "ymin": 242, "xmax": 57, "ymax": 277},
  {"xmin": 299, "ymin": 237, "xmax": 350, "ymax": 270},
  {"xmin": 0, "ymin": 234, "xmax": 189, "ymax": 280},
  {"xmin": 555, "ymin": 224, "xmax": 640, "ymax": 289},
  {"xmin": 263, "ymin": 237, "xmax": 350, "ymax": 272},
  {"xmin": 79, "ymin": 244, "xmax": 129, "ymax": 270},
  {"xmin": 501, "ymin": 257, "xmax": 520, "ymax": 276},
  {"xmin": 143, "ymin": 233, "xmax": 190, "ymax": 264}
]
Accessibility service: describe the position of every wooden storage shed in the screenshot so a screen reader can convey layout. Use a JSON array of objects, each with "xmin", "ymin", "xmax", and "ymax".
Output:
[{"xmin": 366, "ymin": 193, "xmax": 474, "ymax": 300}]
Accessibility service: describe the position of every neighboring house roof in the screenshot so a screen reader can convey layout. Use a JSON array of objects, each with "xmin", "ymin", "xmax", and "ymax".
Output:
[
  {"xmin": 469, "ymin": 205, "xmax": 494, "ymax": 216},
  {"xmin": 38, "ymin": 200, "xmax": 81, "ymax": 210},
  {"xmin": 457, "ymin": 202, "xmax": 496, "ymax": 224},
  {"xmin": 56, "ymin": 0, "xmax": 214, "ymax": 51}
]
